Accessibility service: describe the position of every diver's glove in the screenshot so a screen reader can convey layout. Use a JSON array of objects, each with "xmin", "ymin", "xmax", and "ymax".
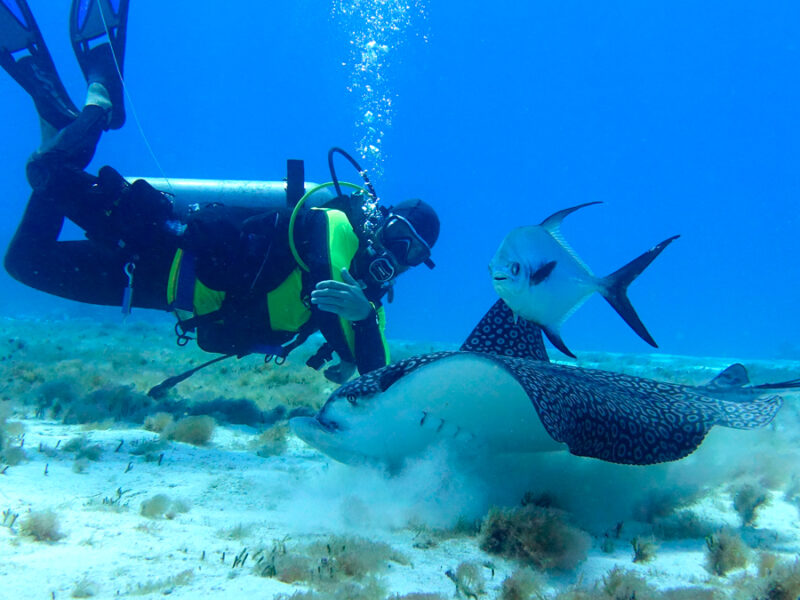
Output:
[{"xmin": 324, "ymin": 360, "xmax": 357, "ymax": 384}]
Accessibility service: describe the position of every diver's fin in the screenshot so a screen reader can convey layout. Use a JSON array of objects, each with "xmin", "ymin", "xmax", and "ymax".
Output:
[
  {"xmin": 69, "ymin": 0, "xmax": 129, "ymax": 129},
  {"xmin": 706, "ymin": 363, "xmax": 750, "ymax": 390},
  {"xmin": 599, "ymin": 235, "xmax": 680, "ymax": 348},
  {"xmin": 0, "ymin": 0, "xmax": 79, "ymax": 129},
  {"xmin": 541, "ymin": 324, "xmax": 576, "ymax": 359}
]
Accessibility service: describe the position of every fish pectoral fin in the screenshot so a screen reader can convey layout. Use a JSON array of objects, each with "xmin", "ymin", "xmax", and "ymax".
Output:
[
  {"xmin": 530, "ymin": 260, "xmax": 557, "ymax": 285},
  {"xmin": 542, "ymin": 325, "xmax": 576, "ymax": 358},
  {"xmin": 599, "ymin": 234, "xmax": 680, "ymax": 347}
]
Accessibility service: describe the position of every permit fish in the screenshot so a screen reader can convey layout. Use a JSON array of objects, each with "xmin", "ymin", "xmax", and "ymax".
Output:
[
  {"xmin": 489, "ymin": 202, "xmax": 680, "ymax": 357},
  {"xmin": 290, "ymin": 301, "xmax": 794, "ymax": 469}
]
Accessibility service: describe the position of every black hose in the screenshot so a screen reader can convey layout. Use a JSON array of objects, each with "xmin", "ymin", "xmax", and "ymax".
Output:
[
  {"xmin": 147, "ymin": 354, "xmax": 235, "ymax": 398},
  {"xmin": 327, "ymin": 147, "xmax": 378, "ymax": 201}
]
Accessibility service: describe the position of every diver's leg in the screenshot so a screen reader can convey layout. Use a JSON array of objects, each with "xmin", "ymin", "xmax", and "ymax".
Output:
[
  {"xmin": 26, "ymin": 103, "xmax": 107, "ymax": 191},
  {"xmin": 7, "ymin": 104, "xmax": 175, "ymax": 310},
  {"xmin": 4, "ymin": 191, "xmax": 174, "ymax": 310}
]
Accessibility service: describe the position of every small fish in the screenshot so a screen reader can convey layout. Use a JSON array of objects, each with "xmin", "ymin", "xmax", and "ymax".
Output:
[{"xmin": 489, "ymin": 202, "xmax": 679, "ymax": 357}]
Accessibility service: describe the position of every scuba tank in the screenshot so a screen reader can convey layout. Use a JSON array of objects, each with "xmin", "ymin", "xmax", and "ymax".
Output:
[{"xmin": 122, "ymin": 176, "xmax": 335, "ymax": 219}]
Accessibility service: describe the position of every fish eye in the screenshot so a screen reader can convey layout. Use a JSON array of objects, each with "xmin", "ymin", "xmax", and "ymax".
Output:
[
  {"xmin": 510, "ymin": 262, "xmax": 521, "ymax": 276},
  {"xmin": 346, "ymin": 394, "xmax": 358, "ymax": 406}
]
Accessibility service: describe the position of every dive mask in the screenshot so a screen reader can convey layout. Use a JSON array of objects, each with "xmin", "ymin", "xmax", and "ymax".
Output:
[
  {"xmin": 364, "ymin": 214, "xmax": 435, "ymax": 286},
  {"xmin": 379, "ymin": 215, "xmax": 434, "ymax": 269}
]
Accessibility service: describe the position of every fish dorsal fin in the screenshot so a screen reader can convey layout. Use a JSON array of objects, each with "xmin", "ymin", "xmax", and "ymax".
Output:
[
  {"xmin": 706, "ymin": 363, "xmax": 751, "ymax": 389},
  {"xmin": 538, "ymin": 202, "xmax": 602, "ymax": 275},
  {"xmin": 460, "ymin": 300, "xmax": 549, "ymax": 361}
]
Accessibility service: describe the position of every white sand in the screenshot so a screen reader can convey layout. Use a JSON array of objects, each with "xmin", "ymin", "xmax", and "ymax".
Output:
[{"xmin": 1, "ymin": 316, "xmax": 799, "ymax": 599}]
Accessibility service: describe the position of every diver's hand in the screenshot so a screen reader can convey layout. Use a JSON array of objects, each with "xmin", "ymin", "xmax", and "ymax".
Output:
[{"xmin": 311, "ymin": 268, "xmax": 372, "ymax": 322}]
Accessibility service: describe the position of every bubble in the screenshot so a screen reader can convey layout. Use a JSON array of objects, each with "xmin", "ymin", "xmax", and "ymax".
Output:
[{"xmin": 332, "ymin": 0, "xmax": 428, "ymax": 180}]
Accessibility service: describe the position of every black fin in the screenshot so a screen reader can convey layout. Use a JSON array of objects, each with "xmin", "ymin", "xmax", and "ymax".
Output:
[
  {"xmin": 541, "ymin": 324, "xmax": 576, "ymax": 358},
  {"xmin": 0, "ymin": 0, "xmax": 33, "ymax": 52},
  {"xmin": 599, "ymin": 235, "xmax": 680, "ymax": 347},
  {"xmin": 70, "ymin": 0, "xmax": 129, "ymax": 51},
  {"xmin": 706, "ymin": 363, "xmax": 750, "ymax": 389},
  {"xmin": 460, "ymin": 300, "xmax": 549, "ymax": 361},
  {"xmin": 0, "ymin": 0, "xmax": 79, "ymax": 129},
  {"xmin": 70, "ymin": 0, "xmax": 130, "ymax": 130}
]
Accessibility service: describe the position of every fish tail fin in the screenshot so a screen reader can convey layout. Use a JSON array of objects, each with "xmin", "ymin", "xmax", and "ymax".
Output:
[{"xmin": 599, "ymin": 235, "xmax": 680, "ymax": 347}]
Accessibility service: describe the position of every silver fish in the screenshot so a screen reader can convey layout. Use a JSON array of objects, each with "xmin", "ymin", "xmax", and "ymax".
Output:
[{"xmin": 489, "ymin": 202, "xmax": 679, "ymax": 357}]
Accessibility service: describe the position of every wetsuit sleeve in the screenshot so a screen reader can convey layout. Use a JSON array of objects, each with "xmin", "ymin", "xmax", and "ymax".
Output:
[
  {"xmin": 352, "ymin": 303, "xmax": 390, "ymax": 373},
  {"xmin": 303, "ymin": 209, "xmax": 390, "ymax": 374}
]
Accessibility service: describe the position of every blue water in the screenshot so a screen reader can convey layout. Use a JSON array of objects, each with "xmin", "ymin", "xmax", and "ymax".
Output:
[{"xmin": 0, "ymin": 0, "xmax": 797, "ymax": 360}]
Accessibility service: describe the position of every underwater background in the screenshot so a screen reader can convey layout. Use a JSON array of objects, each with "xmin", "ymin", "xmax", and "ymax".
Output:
[
  {"xmin": 3, "ymin": 3, "xmax": 800, "ymax": 598},
  {"xmin": 0, "ymin": 0, "xmax": 797, "ymax": 359}
]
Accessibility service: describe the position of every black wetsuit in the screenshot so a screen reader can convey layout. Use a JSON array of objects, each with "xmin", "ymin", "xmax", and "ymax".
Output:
[
  {"xmin": 5, "ymin": 105, "xmax": 175, "ymax": 308},
  {"xmin": 4, "ymin": 105, "xmax": 390, "ymax": 375}
]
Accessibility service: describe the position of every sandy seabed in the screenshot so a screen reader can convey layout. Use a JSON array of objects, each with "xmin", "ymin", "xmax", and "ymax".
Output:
[{"xmin": 0, "ymin": 315, "xmax": 799, "ymax": 600}]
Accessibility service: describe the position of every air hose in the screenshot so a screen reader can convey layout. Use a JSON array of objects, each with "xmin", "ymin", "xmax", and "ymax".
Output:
[
  {"xmin": 288, "ymin": 181, "xmax": 368, "ymax": 272},
  {"xmin": 327, "ymin": 147, "xmax": 379, "ymax": 201}
]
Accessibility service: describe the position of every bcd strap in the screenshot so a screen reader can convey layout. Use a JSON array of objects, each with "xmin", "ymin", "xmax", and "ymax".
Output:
[
  {"xmin": 170, "ymin": 251, "xmax": 199, "ymax": 344},
  {"xmin": 173, "ymin": 251, "xmax": 196, "ymax": 313},
  {"xmin": 286, "ymin": 159, "xmax": 305, "ymax": 208},
  {"xmin": 153, "ymin": 315, "xmax": 318, "ymax": 397}
]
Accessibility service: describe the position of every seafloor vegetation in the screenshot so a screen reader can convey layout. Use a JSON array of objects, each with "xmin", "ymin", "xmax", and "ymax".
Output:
[{"xmin": 1, "ymin": 315, "xmax": 800, "ymax": 599}]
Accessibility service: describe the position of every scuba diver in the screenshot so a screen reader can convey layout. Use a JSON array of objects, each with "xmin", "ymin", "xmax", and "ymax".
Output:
[{"xmin": 0, "ymin": 0, "xmax": 440, "ymax": 390}]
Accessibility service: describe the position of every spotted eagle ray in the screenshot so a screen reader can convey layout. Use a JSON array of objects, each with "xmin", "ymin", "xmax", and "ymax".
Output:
[
  {"xmin": 290, "ymin": 301, "xmax": 795, "ymax": 469},
  {"xmin": 489, "ymin": 202, "xmax": 679, "ymax": 357}
]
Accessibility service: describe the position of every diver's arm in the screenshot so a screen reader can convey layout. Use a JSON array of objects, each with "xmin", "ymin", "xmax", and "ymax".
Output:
[
  {"xmin": 351, "ymin": 303, "xmax": 390, "ymax": 373},
  {"xmin": 302, "ymin": 209, "xmax": 390, "ymax": 375},
  {"xmin": 311, "ymin": 271, "xmax": 389, "ymax": 375}
]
